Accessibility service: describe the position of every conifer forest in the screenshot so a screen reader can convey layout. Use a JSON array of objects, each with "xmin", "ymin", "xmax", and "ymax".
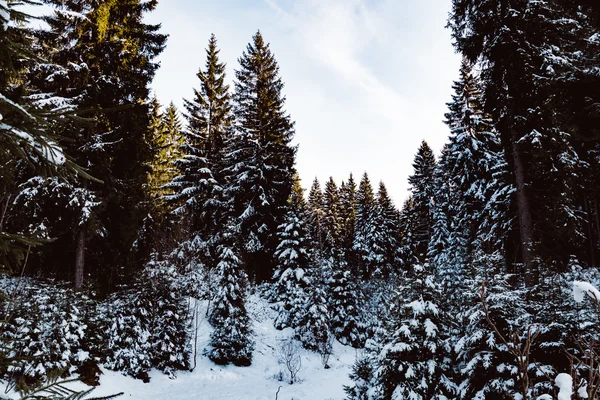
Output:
[{"xmin": 2, "ymin": 0, "xmax": 600, "ymax": 399}]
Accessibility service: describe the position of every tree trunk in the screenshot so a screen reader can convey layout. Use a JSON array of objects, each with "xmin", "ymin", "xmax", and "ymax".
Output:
[
  {"xmin": 74, "ymin": 226, "xmax": 86, "ymax": 290},
  {"xmin": 510, "ymin": 130, "xmax": 535, "ymax": 286}
]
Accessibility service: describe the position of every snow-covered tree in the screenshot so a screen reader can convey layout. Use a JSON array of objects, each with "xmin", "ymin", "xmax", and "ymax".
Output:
[
  {"xmin": 353, "ymin": 173, "xmax": 377, "ymax": 279},
  {"xmin": 323, "ymin": 255, "xmax": 367, "ymax": 348},
  {"xmin": 322, "ymin": 177, "xmax": 342, "ymax": 255},
  {"xmin": 222, "ymin": 31, "xmax": 296, "ymax": 283},
  {"xmin": 370, "ymin": 264, "xmax": 453, "ymax": 399},
  {"xmin": 206, "ymin": 232, "xmax": 254, "ymax": 366},
  {"xmin": 271, "ymin": 204, "xmax": 312, "ymax": 330},
  {"xmin": 402, "ymin": 141, "xmax": 436, "ymax": 265},
  {"xmin": 307, "ymin": 177, "xmax": 325, "ymax": 255}
]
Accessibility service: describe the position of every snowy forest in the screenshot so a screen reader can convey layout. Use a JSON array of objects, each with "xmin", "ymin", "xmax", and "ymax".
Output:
[{"xmin": 1, "ymin": 0, "xmax": 600, "ymax": 399}]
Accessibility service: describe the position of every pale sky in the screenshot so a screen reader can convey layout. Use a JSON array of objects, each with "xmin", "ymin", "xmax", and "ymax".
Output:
[{"xmin": 147, "ymin": 0, "xmax": 461, "ymax": 205}]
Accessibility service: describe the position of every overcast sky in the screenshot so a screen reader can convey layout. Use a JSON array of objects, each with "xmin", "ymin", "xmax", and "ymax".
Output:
[{"xmin": 147, "ymin": 0, "xmax": 461, "ymax": 205}]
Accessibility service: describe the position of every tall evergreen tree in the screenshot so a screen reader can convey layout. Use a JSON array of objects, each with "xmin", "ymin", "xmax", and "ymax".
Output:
[
  {"xmin": 147, "ymin": 101, "xmax": 184, "ymax": 217},
  {"xmin": 373, "ymin": 181, "xmax": 399, "ymax": 280},
  {"xmin": 339, "ymin": 174, "xmax": 358, "ymax": 271},
  {"xmin": 271, "ymin": 198, "xmax": 312, "ymax": 330},
  {"xmin": 223, "ymin": 31, "xmax": 296, "ymax": 282},
  {"xmin": 169, "ymin": 34, "xmax": 232, "ymax": 232},
  {"xmin": 307, "ymin": 177, "xmax": 325, "ymax": 256},
  {"xmin": 353, "ymin": 173, "xmax": 376, "ymax": 279},
  {"xmin": 339, "ymin": 175, "xmax": 357, "ymax": 249},
  {"xmin": 403, "ymin": 141, "xmax": 436, "ymax": 264},
  {"xmin": 184, "ymin": 33, "xmax": 232, "ymax": 173},
  {"xmin": 449, "ymin": 0, "xmax": 600, "ymax": 280},
  {"xmin": 0, "ymin": 0, "xmax": 92, "ymax": 271},
  {"xmin": 429, "ymin": 60, "xmax": 506, "ymax": 300},
  {"xmin": 322, "ymin": 177, "xmax": 342, "ymax": 255},
  {"xmin": 23, "ymin": 0, "xmax": 167, "ymax": 290}
]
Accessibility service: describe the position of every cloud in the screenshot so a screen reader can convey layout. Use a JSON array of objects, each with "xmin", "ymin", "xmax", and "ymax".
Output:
[{"xmin": 265, "ymin": 0, "xmax": 408, "ymax": 124}]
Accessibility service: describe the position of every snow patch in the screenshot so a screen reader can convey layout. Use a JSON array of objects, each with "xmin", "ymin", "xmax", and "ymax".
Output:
[
  {"xmin": 573, "ymin": 281, "xmax": 600, "ymax": 303},
  {"xmin": 555, "ymin": 373, "xmax": 573, "ymax": 400},
  {"xmin": 0, "ymin": 0, "xmax": 8, "ymax": 30}
]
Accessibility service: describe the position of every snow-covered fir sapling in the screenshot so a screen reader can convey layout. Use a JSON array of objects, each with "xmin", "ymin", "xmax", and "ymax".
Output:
[{"xmin": 206, "ymin": 232, "xmax": 254, "ymax": 366}]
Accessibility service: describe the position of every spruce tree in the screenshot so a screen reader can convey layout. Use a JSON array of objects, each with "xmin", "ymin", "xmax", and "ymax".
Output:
[
  {"xmin": 322, "ymin": 177, "xmax": 342, "ymax": 255},
  {"xmin": 323, "ymin": 255, "xmax": 366, "ymax": 348},
  {"xmin": 165, "ymin": 34, "xmax": 232, "ymax": 296},
  {"xmin": 339, "ymin": 175, "xmax": 357, "ymax": 249},
  {"xmin": 353, "ymin": 173, "xmax": 376, "ymax": 279},
  {"xmin": 169, "ymin": 34, "xmax": 231, "ymax": 231},
  {"xmin": 449, "ymin": 0, "xmax": 600, "ymax": 278},
  {"xmin": 223, "ymin": 31, "xmax": 296, "ymax": 282},
  {"xmin": 24, "ymin": 0, "xmax": 167, "ymax": 290},
  {"xmin": 373, "ymin": 181, "xmax": 399, "ymax": 280},
  {"xmin": 0, "ymin": 0, "xmax": 83, "ymax": 269},
  {"xmin": 148, "ymin": 101, "xmax": 183, "ymax": 208},
  {"xmin": 430, "ymin": 60, "xmax": 505, "ymax": 301},
  {"xmin": 307, "ymin": 177, "xmax": 325, "ymax": 255},
  {"xmin": 339, "ymin": 174, "xmax": 358, "ymax": 272},
  {"xmin": 403, "ymin": 141, "xmax": 436, "ymax": 265},
  {"xmin": 271, "ymin": 201, "xmax": 312, "ymax": 330},
  {"xmin": 207, "ymin": 231, "xmax": 253, "ymax": 366},
  {"xmin": 183, "ymin": 33, "xmax": 232, "ymax": 173},
  {"xmin": 295, "ymin": 272, "xmax": 331, "ymax": 355},
  {"xmin": 371, "ymin": 264, "xmax": 453, "ymax": 399}
]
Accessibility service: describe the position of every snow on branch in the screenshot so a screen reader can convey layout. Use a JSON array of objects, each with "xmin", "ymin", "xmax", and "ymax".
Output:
[{"xmin": 573, "ymin": 281, "xmax": 600, "ymax": 303}]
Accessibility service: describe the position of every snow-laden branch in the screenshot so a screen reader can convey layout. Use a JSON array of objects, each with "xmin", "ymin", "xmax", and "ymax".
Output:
[{"xmin": 573, "ymin": 281, "xmax": 600, "ymax": 303}]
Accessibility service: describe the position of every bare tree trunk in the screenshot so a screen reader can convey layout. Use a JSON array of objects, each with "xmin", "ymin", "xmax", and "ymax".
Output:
[
  {"xmin": 74, "ymin": 226, "xmax": 86, "ymax": 290},
  {"xmin": 510, "ymin": 131, "xmax": 535, "ymax": 286},
  {"xmin": 0, "ymin": 195, "xmax": 11, "ymax": 233}
]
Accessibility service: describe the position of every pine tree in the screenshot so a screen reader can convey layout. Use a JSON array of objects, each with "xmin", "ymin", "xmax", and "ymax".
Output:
[
  {"xmin": 403, "ymin": 141, "xmax": 436, "ymax": 264},
  {"xmin": 353, "ymin": 173, "xmax": 376, "ymax": 279},
  {"xmin": 323, "ymin": 255, "xmax": 366, "ymax": 348},
  {"xmin": 0, "ymin": 0, "xmax": 83, "ymax": 269},
  {"xmin": 344, "ymin": 356, "xmax": 374, "ymax": 400},
  {"xmin": 165, "ymin": 34, "xmax": 233, "ymax": 297},
  {"xmin": 322, "ymin": 177, "xmax": 342, "ymax": 255},
  {"xmin": 223, "ymin": 31, "xmax": 296, "ymax": 283},
  {"xmin": 373, "ymin": 181, "xmax": 399, "ymax": 280},
  {"xmin": 371, "ymin": 264, "xmax": 453, "ymax": 399},
  {"xmin": 430, "ymin": 60, "xmax": 505, "ymax": 302},
  {"xmin": 295, "ymin": 271, "xmax": 331, "ymax": 355},
  {"xmin": 148, "ymin": 101, "xmax": 184, "ymax": 209},
  {"xmin": 271, "ymin": 202, "xmax": 312, "ymax": 330},
  {"xmin": 449, "ymin": 0, "xmax": 600, "ymax": 279},
  {"xmin": 169, "ymin": 34, "xmax": 231, "ymax": 230},
  {"xmin": 184, "ymin": 33, "xmax": 232, "ymax": 174},
  {"xmin": 207, "ymin": 231, "xmax": 253, "ymax": 366},
  {"xmin": 307, "ymin": 177, "xmax": 325, "ymax": 255},
  {"xmin": 339, "ymin": 174, "xmax": 357, "ymax": 251},
  {"xmin": 23, "ymin": 0, "xmax": 167, "ymax": 290}
]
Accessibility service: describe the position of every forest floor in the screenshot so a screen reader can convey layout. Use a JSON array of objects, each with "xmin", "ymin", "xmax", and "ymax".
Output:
[{"xmin": 51, "ymin": 294, "xmax": 355, "ymax": 400}]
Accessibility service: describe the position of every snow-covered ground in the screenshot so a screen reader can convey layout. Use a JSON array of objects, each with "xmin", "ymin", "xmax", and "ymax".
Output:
[{"xmin": 66, "ymin": 294, "xmax": 355, "ymax": 400}]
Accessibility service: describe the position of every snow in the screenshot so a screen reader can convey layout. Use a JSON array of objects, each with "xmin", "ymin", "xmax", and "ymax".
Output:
[
  {"xmin": 573, "ymin": 281, "xmax": 600, "ymax": 303},
  {"xmin": 6, "ymin": 294, "xmax": 354, "ymax": 400},
  {"xmin": 0, "ymin": 0, "xmax": 8, "ymax": 30},
  {"xmin": 555, "ymin": 373, "xmax": 573, "ymax": 400}
]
